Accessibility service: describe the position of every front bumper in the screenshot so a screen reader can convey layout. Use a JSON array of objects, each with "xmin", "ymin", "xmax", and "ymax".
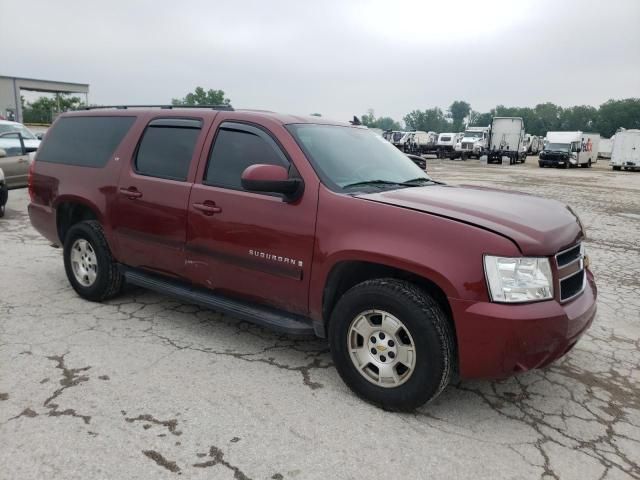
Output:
[{"xmin": 450, "ymin": 270, "xmax": 597, "ymax": 379}]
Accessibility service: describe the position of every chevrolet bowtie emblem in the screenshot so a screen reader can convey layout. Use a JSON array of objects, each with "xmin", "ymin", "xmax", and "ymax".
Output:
[{"xmin": 376, "ymin": 345, "xmax": 387, "ymax": 352}]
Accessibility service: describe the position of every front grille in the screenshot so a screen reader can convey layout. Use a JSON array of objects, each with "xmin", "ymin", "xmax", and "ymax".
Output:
[
  {"xmin": 556, "ymin": 243, "xmax": 585, "ymax": 302},
  {"xmin": 462, "ymin": 142, "xmax": 474, "ymax": 149}
]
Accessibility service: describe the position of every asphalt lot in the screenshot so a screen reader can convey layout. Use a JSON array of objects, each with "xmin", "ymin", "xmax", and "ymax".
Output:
[{"xmin": 1, "ymin": 158, "xmax": 639, "ymax": 480}]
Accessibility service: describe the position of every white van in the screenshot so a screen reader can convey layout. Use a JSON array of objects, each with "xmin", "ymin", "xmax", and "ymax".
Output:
[
  {"xmin": 610, "ymin": 129, "xmax": 640, "ymax": 171},
  {"xmin": 539, "ymin": 132, "xmax": 600, "ymax": 168}
]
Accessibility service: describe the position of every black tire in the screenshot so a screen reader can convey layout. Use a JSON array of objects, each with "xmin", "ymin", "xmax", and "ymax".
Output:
[
  {"xmin": 0, "ymin": 204, "xmax": 4, "ymax": 218},
  {"xmin": 538, "ymin": 162, "xmax": 544, "ymax": 168},
  {"xmin": 63, "ymin": 220, "xmax": 123, "ymax": 302},
  {"xmin": 329, "ymin": 278, "xmax": 455, "ymax": 411},
  {"xmin": 612, "ymin": 166, "xmax": 621, "ymax": 171}
]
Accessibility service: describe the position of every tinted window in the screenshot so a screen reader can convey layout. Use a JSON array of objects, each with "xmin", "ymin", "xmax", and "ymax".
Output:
[
  {"xmin": 37, "ymin": 116, "xmax": 135, "ymax": 167},
  {"xmin": 205, "ymin": 126, "xmax": 287, "ymax": 189},
  {"xmin": 135, "ymin": 120, "xmax": 201, "ymax": 181}
]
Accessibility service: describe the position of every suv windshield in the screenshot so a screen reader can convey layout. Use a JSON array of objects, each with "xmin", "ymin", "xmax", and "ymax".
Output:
[
  {"xmin": 545, "ymin": 142, "xmax": 570, "ymax": 152},
  {"xmin": 287, "ymin": 124, "xmax": 430, "ymax": 192},
  {"xmin": 0, "ymin": 123, "xmax": 37, "ymax": 140},
  {"xmin": 392, "ymin": 132, "xmax": 404, "ymax": 142}
]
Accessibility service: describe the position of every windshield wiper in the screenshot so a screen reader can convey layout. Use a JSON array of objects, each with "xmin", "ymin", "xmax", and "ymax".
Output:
[
  {"xmin": 400, "ymin": 177, "xmax": 435, "ymax": 186},
  {"xmin": 343, "ymin": 179, "xmax": 403, "ymax": 189}
]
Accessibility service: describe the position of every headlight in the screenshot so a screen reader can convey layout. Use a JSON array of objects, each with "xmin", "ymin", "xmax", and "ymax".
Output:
[{"xmin": 484, "ymin": 256, "xmax": 553, "ymax": 303}]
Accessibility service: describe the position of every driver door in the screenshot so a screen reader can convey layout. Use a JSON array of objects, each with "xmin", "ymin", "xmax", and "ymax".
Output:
[{"xmin": 0, "ymin": 132, "xmax": 30, "ymax": 188}]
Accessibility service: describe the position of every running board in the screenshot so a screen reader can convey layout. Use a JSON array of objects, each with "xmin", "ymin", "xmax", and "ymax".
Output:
[{"xmin": 122, "ymin": 268, "xmax": 315, "ymax": 336}]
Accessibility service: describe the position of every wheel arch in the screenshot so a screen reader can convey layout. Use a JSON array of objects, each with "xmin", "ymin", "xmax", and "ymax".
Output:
[
  {"xmin": 320, "ymin": 260, "xmax": 457, "ymax": 354},
  {"xmin": 55, "ymin": 197, "xmax": 102, "ymax": 245}
]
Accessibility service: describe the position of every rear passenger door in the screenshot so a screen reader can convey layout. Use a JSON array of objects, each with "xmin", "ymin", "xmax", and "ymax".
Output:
[
  {"xmin": 185, "ymin": 121, "xmax": 317, "ymax": 315},
  {"xmin": 112, "ymin": 117, "xmax": 207, "ymax": 278}
]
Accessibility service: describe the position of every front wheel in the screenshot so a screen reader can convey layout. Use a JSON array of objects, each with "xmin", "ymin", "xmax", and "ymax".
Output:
[
  {"xmin": 63, "ymin": 220, "xmax": 123, "ymax": 302},
  {"xmin": 329, "ymin": 278, "xmax": 455, "ymax": 411}
]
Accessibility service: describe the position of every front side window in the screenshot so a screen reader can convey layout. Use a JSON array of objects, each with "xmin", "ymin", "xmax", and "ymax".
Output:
[
  {"xmin": 287, "ymin": 124, "xmax": 431, "ymax": 193},
  {"xmin": 0, "ymin": 123, "xmax": 36, "ymax": 139},
  {"xmin": 135, "ymin": 118, "xmax": 202, "ymax": 181},
  {"xmin": 205, "ymin": 124, "xmax": 288, "ymax": 190}
]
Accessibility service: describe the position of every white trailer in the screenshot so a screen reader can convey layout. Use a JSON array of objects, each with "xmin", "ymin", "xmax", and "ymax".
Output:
[
  {"xmin": 484, "ymin": 117, "xmax": 526, "ymax": 165},
  {"xmin": 598, "ymin": 137, "xmax": 613, "ymax": 159},
  {"xmin": 610, "ymin": 129, "xmax": 640, "ymax": 171},
  {"xmin": 538, "ymin": 131, "xmax": 600, "ymax": 168},
  {"xmin": 436, "ymin": 132, "xmax": 458, "ymax": 158}
]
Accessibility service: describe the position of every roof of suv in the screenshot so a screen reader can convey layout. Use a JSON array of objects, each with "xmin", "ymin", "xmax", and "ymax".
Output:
[{"xmin": 61, "ymin": 107, "xmax": 352, "ymax": 128}]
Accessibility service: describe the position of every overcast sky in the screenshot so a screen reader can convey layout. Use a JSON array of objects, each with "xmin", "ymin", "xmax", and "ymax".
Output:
[{"xmin": 2, "ymin": 0, "xmax": 639, "ymax": 122}]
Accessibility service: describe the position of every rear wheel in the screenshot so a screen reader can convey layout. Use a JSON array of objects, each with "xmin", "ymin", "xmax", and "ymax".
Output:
[
  {"xmin": 329, "ymin": 278, "xmax": 455, "ymax": 411},
  {"xmin": 63, "ymin": 220, "xmax": 123, "ymax": 301},
  {"xmin": 612, "ymin": 166, "xmax": 621, "ymax": 171}
]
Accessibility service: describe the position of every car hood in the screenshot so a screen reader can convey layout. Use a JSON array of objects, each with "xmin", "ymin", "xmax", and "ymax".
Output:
[{"xmin": 357, "ymin": 185, "xmax": 583, "ymax": 255}]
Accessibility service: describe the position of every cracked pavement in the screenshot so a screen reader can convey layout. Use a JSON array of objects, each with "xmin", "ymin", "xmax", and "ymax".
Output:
[{"xmin": 1, "ymin": 158, "xmax": 639, "ymax": 479}]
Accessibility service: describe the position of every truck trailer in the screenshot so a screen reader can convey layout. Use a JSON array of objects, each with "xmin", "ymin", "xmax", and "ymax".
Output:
[
  {"xmin": 483, "ymin": 117, "xmax": 526, "ymax": 165},
  {"xmin": 610, "ymin": 129, "xmax": 640, "ymax": 171}
]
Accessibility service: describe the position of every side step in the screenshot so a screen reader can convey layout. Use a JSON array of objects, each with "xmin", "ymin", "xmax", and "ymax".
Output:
[{"xmin": 123, "ymin": 268, "xmax": 315, "ymax": 336}]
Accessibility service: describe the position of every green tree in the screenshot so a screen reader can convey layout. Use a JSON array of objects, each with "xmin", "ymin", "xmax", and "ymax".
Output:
[
  {"xmin": 595, "ymin": 98, "xmax": 640, "ymax": 138},
  {"xmin": 361, "ymin": 109, "xmax": 402, "ymax": 131},
  {"xmin": 171, "ymin": 87, "xmax": 231, "ymax": 106},
  {"xmin": 404, "ymin": 108, "xmax": 450, "ymax": 132},
  {"xmin": 448, "ymin": 101, "xmax": 471, "ymax": 131},
  {"xmin": 559, "ymin": 105, "xmax": 598, "ymax": 132},
  {"xmin": 468, "ymin": 110, "xmax": 493, "ymax": 127}
]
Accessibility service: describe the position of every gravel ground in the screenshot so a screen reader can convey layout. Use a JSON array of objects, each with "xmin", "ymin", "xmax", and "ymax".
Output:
[{"xmin": 1, "ymin": 158, "xmax": 639, "ymax": 480}]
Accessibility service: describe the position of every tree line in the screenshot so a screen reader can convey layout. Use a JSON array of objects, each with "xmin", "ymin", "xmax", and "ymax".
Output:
[
  {"xmin": 19, "ymin": 87, "xmax": 639, "ymax": 139},
  {"xmin": 361, "ymin": 98, "xmax": 640, "ymax": 138}
]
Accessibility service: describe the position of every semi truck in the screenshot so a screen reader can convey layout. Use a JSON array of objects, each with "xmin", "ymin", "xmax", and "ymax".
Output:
[
  {"xmin": 454, "ymin": 126, "xmax": 490, "ymax": 159},
  {"xmin": 523, "ymin": 134, "xmax": 543, "ymax": 155},
  {"xmin": 538, "ymin": 132, "xmax": 600, "ymax": 168},
  {"xmin": 610, "ymin": 129, "xmax": 640, "ymax": 171},
  {"xmin": 483, "ymin": 117, "xmax": 526, "ymax": 165}
]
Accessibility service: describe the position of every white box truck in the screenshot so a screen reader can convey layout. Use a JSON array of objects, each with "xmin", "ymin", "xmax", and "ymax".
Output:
[
  {"xmin": 539, "ymin": 132, "xmax": 600, "ymax": 168},
  {"xmin": 610, "ymin": 129, "xmax": 640, "ymax": 171},
  {"xmin": 483, "ymin": 117, "xmax": 526, "ymax": 165}
]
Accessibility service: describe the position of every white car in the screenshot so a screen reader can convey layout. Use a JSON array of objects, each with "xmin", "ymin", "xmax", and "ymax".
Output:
[{"xmin": 0, "ymin": 120, "xmax": 41, "ymax": 188}]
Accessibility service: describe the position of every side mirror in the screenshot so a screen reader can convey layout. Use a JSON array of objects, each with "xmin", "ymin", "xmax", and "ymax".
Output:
[
  {"xmin": 0, "ymin": 148, "xmax": 6, "ymax": 158},
  {"xmin": 241, "ymin": 164, "xmax": 302, "ymax": 201},
  {"xmin": 25, "ymin": 146, "xmax": 39, "ymax": 153},
  {"xmin": 36, "ymin": 133, "xmax": 45, "ymax": 140}
]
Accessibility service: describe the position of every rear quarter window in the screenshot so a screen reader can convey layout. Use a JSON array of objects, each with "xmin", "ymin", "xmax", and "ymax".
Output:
[{"xmin": 36, "ymin": 116, "xmax": 135, "ymax": 167}]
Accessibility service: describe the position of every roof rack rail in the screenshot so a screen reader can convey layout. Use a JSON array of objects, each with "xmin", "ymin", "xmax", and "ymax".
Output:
[{"xmin": 80, "ymin": 104, "xmax": 234, "ymax": 111}]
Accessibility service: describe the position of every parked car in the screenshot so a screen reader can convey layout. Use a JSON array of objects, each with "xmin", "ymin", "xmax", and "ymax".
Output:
[
  {"xmin": 0, "ymin": 168, "xmax": 7, "ymax": 217},
  {"xmin": 28, "ymin": 107, "xmax": 596, "ymax": 411},
  {"xmin": 539, "ymin": 132, "xmax": 600, "ymax": 168},
  {"xmin": 0, "ymin": 120, "xmax": 41, "ymax": 188},
  {"xmin": 610, "ymin": 129, "xmax": 640, "ymax": 171}
]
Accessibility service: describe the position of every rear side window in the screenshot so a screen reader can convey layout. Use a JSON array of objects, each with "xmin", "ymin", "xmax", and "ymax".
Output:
[
  {"xmin": 205, "ymin": 123, "xmax": 287, "ymax": 190},
  {"xmin": 36, "ymin": 116, "xmax": 135, "ymax": 167},
  {"xmin": 135, "ymin": 118, "xmax": 202, "ymax": 181}
]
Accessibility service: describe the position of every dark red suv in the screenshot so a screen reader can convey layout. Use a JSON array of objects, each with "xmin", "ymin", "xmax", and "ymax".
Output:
[{"xmin": 28, "ymin": 106, "xmax": 597, "ymax": 410}]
